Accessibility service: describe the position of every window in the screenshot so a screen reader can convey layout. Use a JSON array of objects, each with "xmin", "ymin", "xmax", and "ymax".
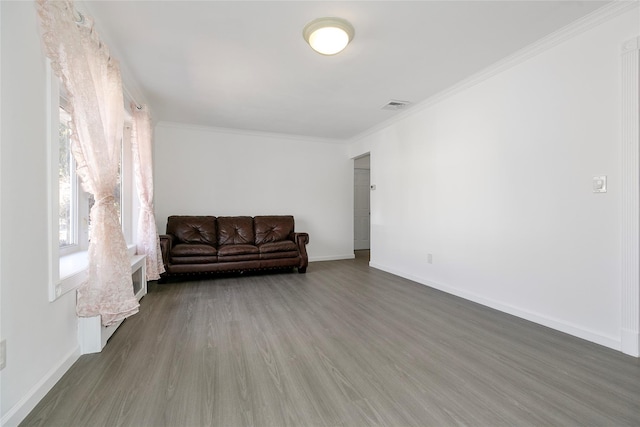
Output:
[
  {"xmin": 48, "ymin": 65, "xmax": 134, "ymax": 301},
  {"xmin": 58, "ymin": 92, "xmax": 123, "ymax": 255},
  {"xmin": 58, "ymin": 101, "xmax": 78, "ymax": 251},
  {"xmin": 57, "ymin": 89, "xmax": 92, "ymax": 256},
  {"xmin": 87, "ymin": 160, "xmax": 123, "ymax": 243},
  {"xmin": 58, "ymin": 105, "xmax": 74, "ymax": 247}
]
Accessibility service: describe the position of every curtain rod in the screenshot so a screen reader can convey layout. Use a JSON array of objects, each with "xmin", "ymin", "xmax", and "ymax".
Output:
[
  {"xmin": 73, "ymin": 10, "xmax": 84, "ymax": 24},
  {"xmin": 123, "ymin": 86, "xmax": 143, "ymax": 110},
  {"xmin": 72, "ymin": 5, "xmax": 143, "ymax": 111}
]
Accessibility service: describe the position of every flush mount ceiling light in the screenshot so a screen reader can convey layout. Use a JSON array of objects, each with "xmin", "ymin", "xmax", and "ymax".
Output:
[{"xmin": 303, "ymin": 17, "xmax": 355, "ymax": 55}]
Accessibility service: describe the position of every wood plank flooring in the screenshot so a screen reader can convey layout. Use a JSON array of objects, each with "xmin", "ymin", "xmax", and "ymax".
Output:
[{"xmin": 21, "ymin": 252, "xmax": 640, "ymax": 426}]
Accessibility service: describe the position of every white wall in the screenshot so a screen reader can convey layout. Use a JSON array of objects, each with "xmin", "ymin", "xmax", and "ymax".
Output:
[
  {"xmin": 154, "ymin": 123, "xmax": 354, "ymax": 261},
  {"xmin": 1, "ymin": 3, "xmax": 80, "ymax": 425},
  {"xmin": 0, "ymin": 4, "xmax": 634, "ymax": 425},
  {"xmin": 349, "ymin": 8, "xmax": 639, "ymax": 351}
]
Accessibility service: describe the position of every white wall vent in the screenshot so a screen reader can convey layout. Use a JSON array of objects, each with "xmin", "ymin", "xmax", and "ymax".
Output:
[{"xmin": 381, "ymin": 100, "xmax": 411, "ymax": 111}]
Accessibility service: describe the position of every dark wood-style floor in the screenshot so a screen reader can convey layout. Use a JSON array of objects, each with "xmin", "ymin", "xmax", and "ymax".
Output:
[{"xmin": 22, "ymin": 251, "xmax": 640, "ymax": 426}]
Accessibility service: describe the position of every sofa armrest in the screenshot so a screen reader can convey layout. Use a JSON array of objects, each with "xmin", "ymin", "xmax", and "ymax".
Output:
[
  {"xmin": 159, "ymin": 234, "xmax": 173, "ymax": 271},
  {"xmin": 293, "ymin": 232, "xmax": 309, "ymax": 273}
]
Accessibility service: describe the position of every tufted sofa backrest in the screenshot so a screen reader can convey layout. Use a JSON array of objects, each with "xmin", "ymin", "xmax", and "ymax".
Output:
[
  {"xmin": 217, "ymin": 216, "xmax": 255, "ymax": 245},
  {"xmin": 166, "ymin": 216, "xmax": 217, "ymax": 245},
  {"xmin": 254, "ymin": 216, "xmax": 294, "ymax": 245},
  {"xmin": 167, "ymin": 215, "xmax": 296, "ymax": 247}
]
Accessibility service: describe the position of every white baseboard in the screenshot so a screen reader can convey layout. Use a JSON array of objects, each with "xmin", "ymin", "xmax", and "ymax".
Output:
[
  {"xmin": 621, "ymin": 328, "xmax": 640, "ymax": 357},
  {"xmin": 369, "ymin": 261, "xmax": 621, "ymax": 353},
  {"xmin": 309, "ymin": 254, "xmax": 356, "ymax": 262},
  {"xmin": 1, "ymin": 346, "xmax": 80, "ymax": 427}
]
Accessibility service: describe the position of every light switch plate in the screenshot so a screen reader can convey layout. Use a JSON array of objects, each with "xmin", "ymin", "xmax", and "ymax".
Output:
[{"xmin": 593, "ymin": 176, "xmax": 607, "ymax": 193}]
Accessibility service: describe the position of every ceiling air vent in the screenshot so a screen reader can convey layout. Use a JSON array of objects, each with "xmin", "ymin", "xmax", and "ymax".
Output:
[{"xmin": 381, "ymin": 100, "xmax": 411, "ymax": 111}]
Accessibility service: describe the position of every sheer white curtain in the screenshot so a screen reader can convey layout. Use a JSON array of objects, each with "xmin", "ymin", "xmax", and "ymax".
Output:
[
  {"xmin": 131, "ymin": 104, "xmax": 165, "ymax": 280},
  {"xmin": 38, "ymin": 0, "xmax": 139, "ymax": 325}
]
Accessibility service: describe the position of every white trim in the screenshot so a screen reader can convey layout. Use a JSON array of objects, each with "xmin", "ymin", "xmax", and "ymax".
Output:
[
  {"xmin": 121, "ymin": 117, "xmax": 136, "ymax": 245},
  {"xmin": 622, "ymin": 328, "xmax": 639, "ymax": 356},
  {"xmin": 47, "ymin": 66, "xmax": 92, "ymax": 301},
  {"xmin": 369, "ymin": 261, "xmax": 621, "ymax": 352},
  {"xmin": 0, "ymin": 0, "xmax": 3, "ymax": 376},
  {"xmin": 57, "ymin": 251, "xmax": 89, "ymax": 298},
  {"xmin": 0, "ymin": 346, "xmax": 81, "ymax": 427},
  {"xmin": 621, "ymin": 35, "xmax": 640, "ymax": 357},
  {"xmin": 349, "ymin": 1, "xmax": 640, "ymax": 144},
  {"xmin": 156, "ymin": 120, "xmax": 346, "ymax": 145},
  {"xmin": 309, "ymin": 254, "xmax": 356, "ymax": 262},
  {"xmin": 46, "ymin": 63, "xmax": 61, "ymax": 301}
]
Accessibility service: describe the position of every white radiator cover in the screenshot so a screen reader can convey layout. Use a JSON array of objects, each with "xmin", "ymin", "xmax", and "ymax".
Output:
[{"xmin": 78, "ymin": 254, "xmax": 147, "ymax": 354}]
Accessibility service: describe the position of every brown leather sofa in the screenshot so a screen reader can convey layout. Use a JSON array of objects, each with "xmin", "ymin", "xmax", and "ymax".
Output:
[{"xmin": 159, "ymin": 215, "xmax": 309, "ymax": 279}]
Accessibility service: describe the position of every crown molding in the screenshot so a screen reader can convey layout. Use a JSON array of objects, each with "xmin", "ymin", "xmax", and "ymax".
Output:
[
  {"xmin": 349, "ymin": 0, "xmax": 639, "ymax": 144},
  {"xmin": 156, "ymin": 121, "xmax": 347, "ymax": 145}
]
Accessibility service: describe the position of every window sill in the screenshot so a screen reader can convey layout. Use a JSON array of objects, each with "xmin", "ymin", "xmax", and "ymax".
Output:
[
  {"xmin": 56, "ymin": 251, "xmax": 89, "ymax": 298},
  {"xmin": 54, "ymin": 244, "xmax": 137, "ymax": 300},
  {"xmin": 60, "ymin": 250, "xmax": 89, "ymax": 280}
]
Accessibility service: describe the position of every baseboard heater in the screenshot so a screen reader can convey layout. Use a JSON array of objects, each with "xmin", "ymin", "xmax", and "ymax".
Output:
[{"xmin": 78, "ymin": 254, "xmax": 146, "ymax": 354}]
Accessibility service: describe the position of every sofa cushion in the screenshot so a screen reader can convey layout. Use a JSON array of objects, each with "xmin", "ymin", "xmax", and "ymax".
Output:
[
  {"xmin": 260, "ymin": 251, "xmax": 299, "ymax": 260},
  {"xmin": 259, "ymin": 240, "xmax": 297, "ymax": 253},
  {"xmin": 171, "ymin": 243, "xmax": 217, "ymax": 257},
  {"xmin": 218, "ymin": 244, "xmax": 259, "ymax": 257},
  {"xmin": 167, "ymin": 216, "xmax": 217, "ymax": 245},
  {"xmin": 217, "ymin": 216, "xmax": 254, "ymax": 245},
  {"xmin": 171, "ymin": 256, "xmax": 218, "ymax": 265},
  {"xmin": 255, "ymin": 216, "xmax": 294, "ymax": 245},
  {"xmin": 216, "ymin": 254, "xmax": 260, "ymax": 262}
]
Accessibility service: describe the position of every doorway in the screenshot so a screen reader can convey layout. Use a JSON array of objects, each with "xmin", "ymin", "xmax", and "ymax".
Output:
[{"xmin": 354, "ymin": 154, "xmax": 370, "ymax": 252}]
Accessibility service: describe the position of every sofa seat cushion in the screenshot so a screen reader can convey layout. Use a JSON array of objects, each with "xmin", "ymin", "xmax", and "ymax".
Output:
[
  {"xmin": 260, "ymin": 251, "xmax": 299, "ymax": 260},
  {"xmin": 259, "ymin": 240, "xmax": 297, "ymax": 253},
  {"xmin": 172, "ymin": 256, "xmax": 218, "ymax": 265},
  {"xmin": 218, "ymin": 244, "xmax": 259, "ymax": 257},
  {"xmin": 172, "ymin": 243, "xmax": 218, "ymax": 257},
  {"xmin": 217, "ymin": 244, "xmax": 259, "ymax": 263}
]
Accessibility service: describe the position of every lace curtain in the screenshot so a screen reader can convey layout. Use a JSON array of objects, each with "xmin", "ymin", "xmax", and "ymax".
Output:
[
  {"xmin": 131, "ymin": 104, "xmax": 165, "ymax": 280},
  {"xmin": 37, "ymin": 0, "xmax": 139, "ymax": 326}
]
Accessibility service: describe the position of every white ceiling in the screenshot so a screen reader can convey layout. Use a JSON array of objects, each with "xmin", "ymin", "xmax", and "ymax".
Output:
[{"xmin": 83, "ymin": 1, "xmax": 609, "ymax": 141}]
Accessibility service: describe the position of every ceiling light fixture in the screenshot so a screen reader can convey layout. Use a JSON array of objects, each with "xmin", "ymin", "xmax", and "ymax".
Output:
[{"xmin": 303, "ymin": 17, "xmax": 355, "ymax": 55}]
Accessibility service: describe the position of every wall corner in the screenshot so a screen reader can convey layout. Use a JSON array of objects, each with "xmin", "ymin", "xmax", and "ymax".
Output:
[{"xmin": 621, "ymin": 35, "xmax": 640, "ymax": 357}]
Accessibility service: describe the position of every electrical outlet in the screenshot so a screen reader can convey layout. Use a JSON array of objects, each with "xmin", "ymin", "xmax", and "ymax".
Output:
[
  {"xmin": 0, "ymin": 340, "xmax": 6, "ymax": 370},
  {"xmin": 427, "ymin": 253, "xmax": 433, "ymax": 264}
]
